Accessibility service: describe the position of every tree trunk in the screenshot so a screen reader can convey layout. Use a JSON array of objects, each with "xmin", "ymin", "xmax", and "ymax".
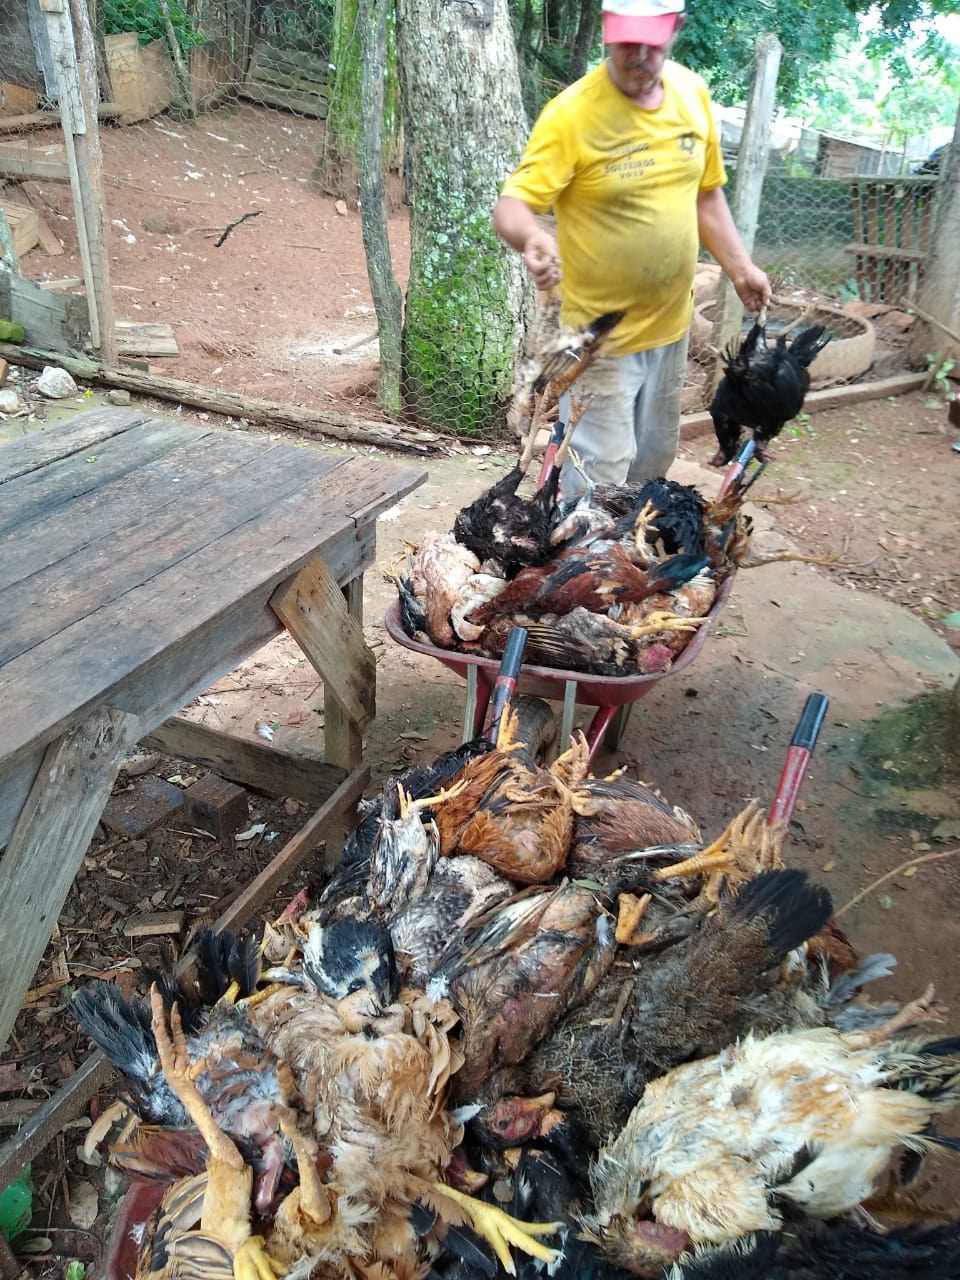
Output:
[
  {"xmin": 569, "ymin": 0, "xmax": 601, "ymax": 81},
  {"xmin": 396, "ymin": 0, "xmax": 530, "ymax": 437},
  {"xmin": 358, "ymin": 0, "xmax": 403, "ymax": 416},
  {"xmin": 908, "ymin": 101, "xmax": 960, "ymax": 368}
]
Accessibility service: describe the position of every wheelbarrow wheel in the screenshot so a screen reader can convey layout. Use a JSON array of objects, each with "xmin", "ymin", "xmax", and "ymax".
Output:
[
  {"xmin": 603, "ymin": 703, "xmax": 634, "ymax": 751},
  {"xmin": 512, "ymin": 696, "xmax": 557, "ymax": 762}
]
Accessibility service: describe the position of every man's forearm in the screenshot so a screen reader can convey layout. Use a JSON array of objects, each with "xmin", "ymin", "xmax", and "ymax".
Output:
[
  {"xmin": 696, "ymin": 187, "xmax": 751, "ymax": 277},
  {"xmin": 493, "ymin": 195, "xmax": 546, "ymax": 253}
]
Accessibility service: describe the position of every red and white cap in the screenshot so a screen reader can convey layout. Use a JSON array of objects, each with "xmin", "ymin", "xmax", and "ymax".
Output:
[{"xmin": 601, "ymin": 0, "xmax": 685, "ymax": 46}]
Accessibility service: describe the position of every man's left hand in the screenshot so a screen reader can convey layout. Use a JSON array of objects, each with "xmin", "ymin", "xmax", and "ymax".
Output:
[{"xmin": 732, "ymin": 264, "xmax": 772, "ymax": 314}]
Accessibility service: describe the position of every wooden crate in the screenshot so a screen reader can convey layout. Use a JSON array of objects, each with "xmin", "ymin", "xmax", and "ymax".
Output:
[
  {"xmin": 0, "ymin": 200, "xmax": 39, "ymax": 259},
  {"xmin": 105, "ymin": 34, "xmax": 176, "ymax": 125},
  {"xmin": 1, "ymin": 82, "xmax": 38, "ymax": 117}
]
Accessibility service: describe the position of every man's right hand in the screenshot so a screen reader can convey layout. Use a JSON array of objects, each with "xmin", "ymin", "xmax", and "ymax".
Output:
[{"xmin": 523, "ymin": 232, "xmax": 562, "ymax": 291}]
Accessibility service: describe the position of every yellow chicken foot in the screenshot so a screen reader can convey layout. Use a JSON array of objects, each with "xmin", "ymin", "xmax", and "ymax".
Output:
[
  {"xmin": 653, "ymin": 800, "xmax": 781, "ymax": 901},
  {"xmin": 278, "ymin": 1116, "xmax": 333, "ymax": 1227},
  {"xmin": 150, "ymin": 986, "xmax": 246, "ymax": 1172},
  {"xmin": 233, "ymin": 1237, "xmax": 286, "ymax": 1280},
  {"xmin": 436, "ymin": 1182, "xmax": 560, "ymax": 1276},
  {"xmin": 238, "ymin": 982, "xmax": 292, "ymax": 1011},
  {"xmin": 615, "ymin": 892, "xmax": 652, "ymax": 945},
  {"xmin": 629, "ymin": 612, "xmax": 709, "ymax": 639},
  {"xmin": 397, "ymin": 779, "xmax": 469, "ymax": 821}
]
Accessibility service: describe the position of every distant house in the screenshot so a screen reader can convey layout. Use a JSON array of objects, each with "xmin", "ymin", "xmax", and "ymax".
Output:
[{"xmin": 814, "ymin": 132, "xmax": 902, "ymax": 179}]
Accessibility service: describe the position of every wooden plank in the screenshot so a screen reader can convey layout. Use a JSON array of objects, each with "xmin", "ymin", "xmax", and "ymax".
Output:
[
  {"xmin": 0, "ymin": 406, "xmax": 149, "ymax": 482},
  {"xmin": 0, "ymin": 510, "xmax": 381, "ymax": 777},
  {"xmin": 271, "ymin": 559, "xmax": 376, "ymax": 731},
  {"xmin": 0, "ymin": 201, "xmax": 39, "ymax": 258},
  {"xmin": 113, "ymin": 319, "xmax": 179, "ymax": 357},
  {"xmin": 124, "ymin": 910, "xmax": 185, "ymax": 937},
  {"xmin": 238, "ymin": 81, "xmax": 328, "ymax": 119},
  {"xmin": 0, "ymin": 419, "xmax": 214, "ymax": 541},
  {"xmin": 321, "ymin": 576, "xmax": 365, "ymax": 773},
  {"xmin": 0, "ymin": 141, "xmax": 69, "ymax": 181},
  {"xmin": 34, "ymin": 212, "xmax": 64, "ymax": 256},
  {"xmin": 248, "ymin": 41, "xmax": 330, "ymax": 82},
  {"xmin": 142, "ymin": 714, "xmax": 346, "ymax": 806},
  {"xmin": 0, "ymin": 271, "xmax": 73, "ymax": 351},
  {"xmin": 0, "ymin": 441, "xmax": 344, "ymax": 665},
  {"xmin": 0, "ymin": 430, "xmax": 284, "ymax": 588},
  {"xmin": 0, "ymin": 105, "xmax": 120, "ymax": 134},
  {"xmin": 0, "ymin": 1053, "xmax": 114, "ymax": 1188},
  {"xmin": 845, "ymin": 243, "xmax": 925, "ymax": 263},
  {"xmin": 0, "ymin": 707, "xmax": 139, "ymax": 1050},
  {"xmin": 214, "ymin": 764, "xmax": 369, "ymax": 928}
]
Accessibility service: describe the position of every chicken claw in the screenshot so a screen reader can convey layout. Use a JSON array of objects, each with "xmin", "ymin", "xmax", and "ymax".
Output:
[
  {"xmin": 653, "ymin": 800, "xmax": 783, "ymax": 901},
  {"xmin": 233, "ymin": 1236, "xmax": 286, "ymax": 1280},
  {"xmin": 436, "ymin": 1182, "xmax": 560, "ymax": 1275},
  {"xmin": 150, "ymin": 986, "xmax": 245, "ymax": 1172}
]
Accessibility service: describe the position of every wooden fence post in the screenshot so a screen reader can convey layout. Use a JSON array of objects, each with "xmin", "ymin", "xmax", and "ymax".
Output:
[
  {"xmin": 907, "ymin": 101, "xmax": 960, "ymax": 367},
  {"xmin": 709, "ymin": 33, "xmax": 782, "ymax": 391},
  {"xmin": 39, "ymin": 0, "xmax": 116, "ymax": 360}
]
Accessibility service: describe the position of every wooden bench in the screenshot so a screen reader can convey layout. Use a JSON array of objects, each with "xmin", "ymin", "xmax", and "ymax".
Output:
[{"xmin": 0, "ymin": 407, "xmax": 425, "ymax": 1185}]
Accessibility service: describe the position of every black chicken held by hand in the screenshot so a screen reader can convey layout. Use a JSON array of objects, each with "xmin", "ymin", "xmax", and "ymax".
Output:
[{"xmin": 709, "ymin": 312, "xmax": 830, "ymax": 467}]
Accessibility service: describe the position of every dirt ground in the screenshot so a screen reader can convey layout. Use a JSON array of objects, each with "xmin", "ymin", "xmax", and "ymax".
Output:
[
  {"xmin": 7, "ymin": 100, "xmax": 918, "ymax": 420},
  {"xmin": 2, "ymin": 101, "xmax": 960, "ymax": 1280},
  {"xmin": 3, "ymin": 379, "xmax": 958, "ymax": 1277}
]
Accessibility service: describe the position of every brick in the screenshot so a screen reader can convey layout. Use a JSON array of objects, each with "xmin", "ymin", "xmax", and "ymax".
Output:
[
  {"xmin": 101, "ymin": 775, "xmax": 185, "ymax": 837},
  {"xmin": 183, "ymin": 771, "xmax": 249, "ymax": 841},
  {"xmin": 124, "ymin": 909, "xmax": 185, "ymax": 938}
]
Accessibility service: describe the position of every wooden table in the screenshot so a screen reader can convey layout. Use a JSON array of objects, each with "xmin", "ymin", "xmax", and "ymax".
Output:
[{"xmin": 0, "ymin": 407, "xmax": 426, "ymax": 1057}]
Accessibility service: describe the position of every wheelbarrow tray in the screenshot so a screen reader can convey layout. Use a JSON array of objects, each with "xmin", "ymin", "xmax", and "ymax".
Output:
[{"xmin": 383, "ymin": 572, "xmax": 735, "ymax": 756}]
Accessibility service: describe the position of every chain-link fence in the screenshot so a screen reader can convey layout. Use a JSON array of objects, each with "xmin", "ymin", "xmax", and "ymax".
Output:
[{"xmin": 0, "ymin": 1, "xmax": 940, "ymax": 445}]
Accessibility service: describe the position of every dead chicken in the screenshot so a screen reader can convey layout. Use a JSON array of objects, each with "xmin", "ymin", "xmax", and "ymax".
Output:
[{"xmin": 587, "ymin": 1002, "xmax": 959, "ymax": 1264}]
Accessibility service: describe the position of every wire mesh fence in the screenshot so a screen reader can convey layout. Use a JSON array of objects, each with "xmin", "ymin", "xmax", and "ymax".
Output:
[{"xmin": 0, "ymin": 1, "xmax": 940, "ymax": 446}]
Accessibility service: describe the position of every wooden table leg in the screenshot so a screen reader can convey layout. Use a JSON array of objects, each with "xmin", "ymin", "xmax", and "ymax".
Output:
[
  {"xmin": 271, "ymin": 564, "xmax": 373, "ymax": 860},
  {"xmin": 0, "ymin": 708, "xmax": 138, "ymax": 1051}
]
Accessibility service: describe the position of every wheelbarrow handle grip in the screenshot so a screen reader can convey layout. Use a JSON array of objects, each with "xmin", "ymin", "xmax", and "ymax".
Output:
[
  {"xmin": 487, "ymin": 626, "xmax": 529, "ymax": 742},
  {"xmin": 715, "ymin": 437, "xmax": 756, "ymax": 501},
  {"xmin": 791, "ymin": 692, "xmax": 829, "ymax": 752},
  {"xmin": 768, "ymin": 692, "xmax": 828, "ymax": 829}
]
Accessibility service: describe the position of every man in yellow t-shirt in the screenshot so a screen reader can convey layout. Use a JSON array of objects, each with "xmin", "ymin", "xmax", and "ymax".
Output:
[{"xmin": 494, "ymin": 0, "xmax": 771, "ymax": 495}]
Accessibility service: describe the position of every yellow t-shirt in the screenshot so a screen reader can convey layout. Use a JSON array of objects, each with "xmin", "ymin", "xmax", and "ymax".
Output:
[{"xmin": 501, "ymin": 60, "xmax": 726, "ymax": 356}]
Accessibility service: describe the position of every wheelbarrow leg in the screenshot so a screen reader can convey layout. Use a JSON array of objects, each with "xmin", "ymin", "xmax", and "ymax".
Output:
[
  {"xmin": 560, "ymin": 680, "xmax": 578, "ymax": 750},
  {"xmin": 584, "ymin": 704, "xmax": 620, "ymax": 763},
  {"xmin": 463, "ymin": 665, "xmax": 494, "ymax": 742},
  {"xmin": 462, "ymin": 666, "xmax": 479, "ymax": 744}
]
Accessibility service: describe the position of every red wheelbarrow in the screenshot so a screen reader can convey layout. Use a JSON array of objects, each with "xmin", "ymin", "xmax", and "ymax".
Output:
[{"xmin": 383, "ymin": 572, "xmax": 735, "ymax": 762}]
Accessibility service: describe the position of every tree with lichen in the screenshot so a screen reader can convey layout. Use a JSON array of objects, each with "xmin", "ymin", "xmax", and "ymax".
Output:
[{"xmin": 396, "ymin": 0, "xmax": 530, "ymax": 436}]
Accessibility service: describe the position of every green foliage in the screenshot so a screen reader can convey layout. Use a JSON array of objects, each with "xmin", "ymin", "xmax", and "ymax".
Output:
[
  {"xmin": 797, "ymin": 28, "xmax": 959, "ymax": 146},
  {"xmin": 103, "ymin": 0, "xmax": 202, "ymax": 49},
  {"xmin": 675, "ymin": 0, "xmax": 858, "ymax": 108},
  {"xmin": 260, "ymin": 0, "xmax": 336, "ymax": 50},
  {"xmin": 926, "ymin": 353, "xmax": 957, "ymax": 399}
]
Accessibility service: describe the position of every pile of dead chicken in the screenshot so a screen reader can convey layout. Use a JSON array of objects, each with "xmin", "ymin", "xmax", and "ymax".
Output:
[
  {"xmin": 395, "ymin": 469, "xmax": 752, "ymax": 677},
  {"xmin": 71, "ymin": 713, "xmax": 960, "ymax": 1280}
]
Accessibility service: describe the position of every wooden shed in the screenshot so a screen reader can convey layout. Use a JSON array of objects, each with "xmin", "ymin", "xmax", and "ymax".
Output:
[{"xmin": 815, "ymin": 133, "xmax": 903, "ymax": 180}]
